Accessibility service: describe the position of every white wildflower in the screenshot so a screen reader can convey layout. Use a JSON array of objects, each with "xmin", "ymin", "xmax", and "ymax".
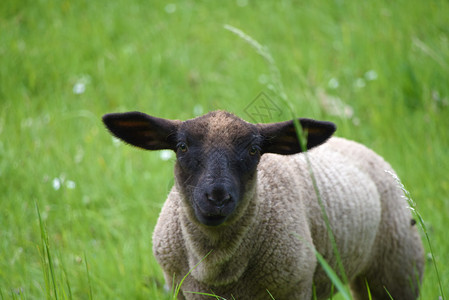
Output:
[
  {"xmin": 165, "ymin": 3, "xmax": 176, "ymax": 14},
  {"xmin": 193, "ymin": 104, "xmax": 204, "ymax": 116},
  {"xmin": 328, "ymin": 78, "xmax": 339, "ymax": 89},
  {"xmin": 354, "ymin": 78, "xmax": 366, "ymax": 88},
  {"xmin": 52, "ymin": 175, "xmax": 75, "ymax": 190},
  {"xmin": 66, "ymin": 180, "xmax": 76, "ymax": 189},
  {"xmin": 160, "ymin": 150, "xmax": 174, "ymax": 161},
  {"xmin": 73, "ymin": 75, "xmax": 91, "ymax": 95},
  {"xmin": 52, "ymin": 178, "xmax": 61, "ymax": 190},
  {"xmin": 73, "ymin": 82, "xmax": 85, "ymax": 94},
  {"xmin": 365, "ymin": 70, "xmax": 378, "ymax": 81},
  {"xmin": 237, "ymin": 0, "xmax": 248, "ymax": 7},
  {"xmin": 112, "ymin": 137, "xmax": 121, "ymax": 147}
]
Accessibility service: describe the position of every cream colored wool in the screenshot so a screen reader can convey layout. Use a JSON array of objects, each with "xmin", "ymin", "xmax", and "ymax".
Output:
[{"xmin": 153, "ymin": 137, "xmax": 424, "ymax": 300}]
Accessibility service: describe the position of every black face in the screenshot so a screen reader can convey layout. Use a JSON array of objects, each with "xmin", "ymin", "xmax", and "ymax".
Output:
[{"xmin": 174, "ymin": 125, "xmax": 262, "ymax": 227}]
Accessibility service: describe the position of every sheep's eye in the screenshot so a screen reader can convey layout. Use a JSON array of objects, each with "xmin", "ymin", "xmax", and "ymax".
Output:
[
  {"xmin": 177, "ymin": 142, "xmax": 188, "ymax": 153},
  {"xmin": 249, "ymin": 145, "xmax": 260, "ymax": 156}
]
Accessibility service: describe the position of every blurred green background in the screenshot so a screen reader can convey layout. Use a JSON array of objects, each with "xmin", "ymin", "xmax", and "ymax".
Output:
[{"xmin": 1, "ymin": 0, "xmax": 448, "ymax": 299}]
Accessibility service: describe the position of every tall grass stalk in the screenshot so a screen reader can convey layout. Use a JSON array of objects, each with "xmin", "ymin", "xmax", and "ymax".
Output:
[
  {"xmin": 386, "ymin": 171, "xmax": 446, "ymax": 300},
  {"xmin": 313, "ymin": 250, "xmax": 351, "ymax": 300},
  {"xmin": 365, "ymin": 279, "xmax": 373, "ymax": 300},
  {"xmin": 384, "ymin": 287, "xmax": 394, "ymax": 300},
  {"xmin": 58, "ymin": 254, "xmax": 73, "ymax": 300},
  {"xmin": 301, "ymin": 136, "xmax": 349, "ymax": 285},
  {"xmin": 266, "ymin": 289, "xmax": 276, "ymax": 300},
  {"xmin": 185, "ymin": 291, "xmax": 227, "ymax": 299},
  {"xmin": 35, "ymin": 200, "xmax": 59, "ymax": 300},
  {"xmin": 225, "ymin": 24, "xmax": 350, "ymax": 297},
  {"xmin": 84, "ymin": 252, "xmax": 93, "ymax": 300},
  {"xmin": 173, "ymin": 250, "xmax": 213, "ymax": 299},
  {"xmin": 224, "ymin": 24, "xmax": 289, "ymax": 105}
]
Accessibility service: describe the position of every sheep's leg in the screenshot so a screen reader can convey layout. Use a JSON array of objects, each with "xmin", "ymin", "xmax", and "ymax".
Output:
[
  {"xmin": 161, "ymin": 272, "xmax": 186, "ymax": 300},
  {"xmin": 350, "ymin": 227, "xmax": 424, "ymax": 300},
  {"xmin": 350, "ymin": 271, "xmax": 421, "ymax": 300},
  {"xmin": 284, "ymin": 282, "xmax": 313, "ymax": 300}
]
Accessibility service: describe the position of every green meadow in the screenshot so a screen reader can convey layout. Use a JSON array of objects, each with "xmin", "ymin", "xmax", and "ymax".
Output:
[{"xmin": 1, "ymin": 0, "xmax": 448, "ymax": 299}]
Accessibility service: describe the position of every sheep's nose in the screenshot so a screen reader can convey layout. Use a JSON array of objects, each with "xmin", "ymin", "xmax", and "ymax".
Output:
[{"xmin": 206, "ymin": 186, "xmax": 232, "ymax": 208}]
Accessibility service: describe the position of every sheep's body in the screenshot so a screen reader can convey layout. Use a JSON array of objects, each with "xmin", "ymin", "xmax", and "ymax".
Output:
[
  {"xmin": 153, "ymin": 137, "xmax": 424, "ymax": 300},
  {"xmin": 102, "ymin": 110, "xmax": 423, "ymax": 300}
]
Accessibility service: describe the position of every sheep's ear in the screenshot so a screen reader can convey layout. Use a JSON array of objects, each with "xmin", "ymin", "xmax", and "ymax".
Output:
[
  {"xmin": 258, "ymin": 118, "xmax": 336, "ymax": 155},
  {"xmin": 102, "ymin": 112, "xmax": 180, "ymax": 151}
]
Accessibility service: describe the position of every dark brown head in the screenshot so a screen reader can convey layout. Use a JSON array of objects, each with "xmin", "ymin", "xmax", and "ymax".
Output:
[{"xmin": 102, "ymin": 110, "xmax": 336, "ymax": 227}]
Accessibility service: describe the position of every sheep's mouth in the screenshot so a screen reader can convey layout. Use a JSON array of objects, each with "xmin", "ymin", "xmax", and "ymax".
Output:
[
  {"xmin": 192, "ymin": 200, "xmax": 232, "ymax": 227},
  {"xmin": 200, "ymin": 214, "xmax": 227, "ymax": 226},
  {"xmin": 195, "ymin": 205, "xmax": 229, "ymax": 226}
]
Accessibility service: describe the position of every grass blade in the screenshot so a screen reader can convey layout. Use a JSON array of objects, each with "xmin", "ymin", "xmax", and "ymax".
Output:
[
  {"xmin": 266, "ymin": 289, "xmax": 276, "ymax": 300},
  {"xmin": 174, "ymin": 250, "xmax": 213, "ymax": 299},
  {"xmin": 293, "ymin": 119, "xmax": 349, "ymax": 287},
  {"xmin": 84, "ymin": 252, "xmax": 93, "ymax": 300},
  {"xmin": 36, "ymin": 207, "xmax": 50, "ymax": 299},
  {"xmin": 185, "ymin": 291, "xmax": 227, "ymax": 299},
  {"xmin": 59, "ymin": 252, "xmax": 73, "ymax": 300},
  {"xmin": 384, "ymin": 286, "xmax": 394, "ymax": 300},
  {"xmin": 365, "ymin": 279, "xmax": 373, "ymax": 300},
  {"xmin": 35, "ymin": 200, "xmax": 58, "ymax": 300},
  {"xmin": 224, "ymin": 24, "xmax": 289, "ymax": 105},
  {"xmin": 386, "ymin": 171, "xmax": 446, "ymax": 300},
  {"xmin": 313, "ymin": 250, "xmax": 351, "ymax": 300}
]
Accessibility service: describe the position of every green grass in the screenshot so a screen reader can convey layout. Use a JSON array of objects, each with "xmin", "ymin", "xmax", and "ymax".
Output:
[{"xmin": 1, "ymin": 0, "xmax": 448, "ymax": 299}]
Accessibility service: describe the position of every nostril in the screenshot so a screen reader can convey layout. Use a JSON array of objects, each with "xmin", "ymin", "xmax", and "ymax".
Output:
[
  {"xmin": 206, "ymin": 191, "xmax": 232, "ymax": 206},
  {"xmin": 206, "ymin": 193, "xmax": 213, "ymax": 202}
]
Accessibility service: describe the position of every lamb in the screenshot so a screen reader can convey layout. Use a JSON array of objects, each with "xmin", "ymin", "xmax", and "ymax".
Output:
[{"xmin": 102, "ymin": 110, "xmax": 424, "ymax": 300}]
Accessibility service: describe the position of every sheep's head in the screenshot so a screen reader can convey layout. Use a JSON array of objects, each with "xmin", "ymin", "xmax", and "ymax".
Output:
[{"xmin": 103, "ymin": 110, "xmax": 335, "ymax": 227}]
